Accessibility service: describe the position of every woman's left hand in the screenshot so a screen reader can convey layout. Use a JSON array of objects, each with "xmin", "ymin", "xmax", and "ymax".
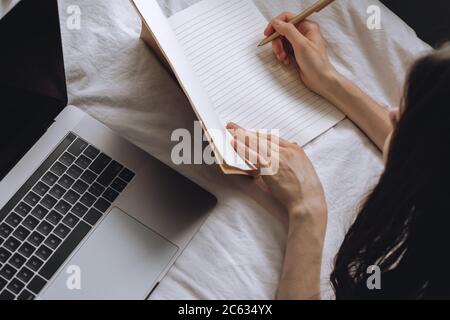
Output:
[{"xmin": 227, "ymin": 123, "xmax": 327, "ymax": 223}]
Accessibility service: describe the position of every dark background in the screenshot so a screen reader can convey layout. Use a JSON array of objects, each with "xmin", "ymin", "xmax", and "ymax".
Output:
[
  {"xmin": 0, "ymin": 0, "xmax": 67, "ymax": 180},
  {"xmin": 381, "ymin": 0, "xmax": 450, "ymax": 47}
]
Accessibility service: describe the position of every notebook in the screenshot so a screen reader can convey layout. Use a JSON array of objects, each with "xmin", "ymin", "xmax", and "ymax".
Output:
[{"xmin": 131, "ymin": 0, "xmax": 345, "ymax": 175}]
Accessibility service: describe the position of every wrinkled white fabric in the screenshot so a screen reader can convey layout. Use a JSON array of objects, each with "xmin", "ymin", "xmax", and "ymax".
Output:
[{"xmin": 58, "ymin": 0, "xmax": 431, "ymax": 299}]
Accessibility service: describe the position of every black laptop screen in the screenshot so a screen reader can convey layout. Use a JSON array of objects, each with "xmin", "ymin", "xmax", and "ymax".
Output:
[{"xmin": 0, "ymin": 0, "xmax": 67, "ymax": 180}]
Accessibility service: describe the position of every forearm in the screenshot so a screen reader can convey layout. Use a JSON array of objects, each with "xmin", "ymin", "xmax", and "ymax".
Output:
[
  {"xmin": 276, "ymin": 208, "xmax": 327, "ymax": 300},
  {"xmin": 321, "ymin": 73, "xmax": 392, "ymax": 151}
]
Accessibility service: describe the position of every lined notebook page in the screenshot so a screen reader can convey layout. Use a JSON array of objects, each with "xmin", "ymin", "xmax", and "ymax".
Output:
[{"xmin": 168, "ymin": 0, "xmax": 344, "ymax": 145}]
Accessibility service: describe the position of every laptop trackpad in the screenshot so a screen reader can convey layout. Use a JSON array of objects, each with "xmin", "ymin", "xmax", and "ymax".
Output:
[{"xmin": 39, "ymin": 207, "xmax": 178, "ymax": 300}]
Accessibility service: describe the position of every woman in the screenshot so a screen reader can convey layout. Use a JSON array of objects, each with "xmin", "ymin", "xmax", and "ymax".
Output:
[{"xmin": 227, "ymin": 13, "xmax": 450, "ymax": 299}]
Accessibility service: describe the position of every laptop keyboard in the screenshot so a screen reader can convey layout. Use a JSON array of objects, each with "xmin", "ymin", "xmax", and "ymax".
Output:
[{"xmin": 0, "ymin": 132, "xmax": 135, "ymax": 300}]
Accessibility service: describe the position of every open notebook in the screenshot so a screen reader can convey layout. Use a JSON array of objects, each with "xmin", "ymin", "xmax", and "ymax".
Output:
[{"xmin": 131, "ymin": 0, "xmax": 344, "ymax": 175}]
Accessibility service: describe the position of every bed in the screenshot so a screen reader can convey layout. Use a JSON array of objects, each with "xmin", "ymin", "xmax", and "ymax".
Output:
[{"xmin": 58, "ymin": 0, "xmax": 431, "ymax": 299}]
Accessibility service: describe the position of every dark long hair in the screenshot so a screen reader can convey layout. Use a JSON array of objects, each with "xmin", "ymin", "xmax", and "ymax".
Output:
[{"xmin": 330, "ymin": 46, "xmax": 450, "ymax": 299}]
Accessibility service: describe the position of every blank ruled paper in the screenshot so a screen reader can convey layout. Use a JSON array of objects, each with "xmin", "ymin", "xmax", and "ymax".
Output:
[{"xmin": 169, "ymin": 0, "xmax": 344, "ymax": 145}]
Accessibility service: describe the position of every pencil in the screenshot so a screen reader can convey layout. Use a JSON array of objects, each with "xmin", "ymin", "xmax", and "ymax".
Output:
[{"xmin": 258, "ymin": 0, "xmax": 336, "ymax": 47}]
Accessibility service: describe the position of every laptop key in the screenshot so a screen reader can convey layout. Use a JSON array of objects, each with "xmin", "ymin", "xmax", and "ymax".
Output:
[
  {"xmin": 50, "ymin": 162, "xmax": 67, "ymax": 176},
  {"xmin": 67, "ymin": 138, "xmax": 88, "ymax": 157},
  {"xmin": 83, "ymin": 145, "xmax": 100, "ymax": 159},
  {"xmin": 32, "ymin": 182, "xmax": 50, "ymax": 197},
  {"xmin": 80, "ymin": 193, "xmax": 96, "ymax": 207},
  {"xmin": 0, "ymin": 223, "xmax": 13, "ymax": 238},
  {"xmin": 49, "ymin": 184, "xmax": 66, "ymax": 199},
  {"xmin": 18, "ymin": 243, "xmax": 35, "ymax": 258},
  {"xmin": 31, "ymin": 205, "xmax": 48, "ymax": 219},
  {"xmin": 13, "ymin": 226, "xmax": 31, "ymax": 241},
  {"xmin": 84, "ymin": 208, "xmax": 103, "ymax": 226},
  {"xmin": 0, "ymin": 290, "xmax": 15, "ymax": 300},
  {"xmin": 54, "ymin": 224, "xmax": 70, "ymax": 239},
  {"xmin": 71, "ymin": 202, "xmax": 88, "ymax": 218},
  {"xmin": 55, "ymin": 200, "xmax": 71, "ymax": 215},
  {"xmin": 89, "ymin": 153, "xmax": 111, "ymax": 174},
  {"xmin": 40, "ymin": 195, "xmax": 57, "ymax": 210},
  {"xmin": 119, "ymin": 168, "xmax": 135, "ymax": 182},
  {"xmin": 41, "ymin": 172, "xmax": 58, "ymax": 187},
  {"xmin": 0, "ymin": 278, "xmax": 6, "ymax": 291},
  {"xmin": 88, "ymin": 182, "xmax": 105, "ymax": 197},
  {"xmin": 45, "ymin": 211, "xmax": 63, "ymax": 226},
  {"xmin": 4, "ymin": 237, "xmax": 21, "ymax": 252},
  {"xmin": 103, "ymin": 188, "xmax": 119, "ymax": 202},
  {"xmin": 22, "ymin": 215, "xmax": 39, "ymax": 231},
  {"xmin": 26, "ymin": 256, "xmax": 44, "ymax": 272},
  {"xmin": 17, "ymin": 289, "xmax": 35, "ymax": 300},
  {"xmin": 0, "ymin": 264, "xmax": 17, "ymax": 280},
  {"xmin": 0, "ymin": 248, "xmax": 12, "ymax": 263},
  {"xmin": 63, "ymin": 190, "xmax": 80, "ymax": 205},
  {"xmin": 111, "ymin": 178, "xmax": 127, "ymax": 192},
  {"xmin": 14, "ymin": 202, "xmax": 32, "ymax": 217},
  {"xmin": 36, "ymin": 245, "xmax": 52, "ymax": 261},
  {"xmin": 27, "ymin": 275, "xmax": 47, "ymax": 294},
  {"xmin": 59, "ymin": 152, "xmax": 76, "ymax": 167},
  {"xmin": 97, "ymin": 161, "xmax": 123, "ymax": 187},
  {"xmin": 17, "ymin": 267, "xmax": 34, "ymax": 283},
  {"xmin": 7, "ymin": 278, "xmax": 25, "ymax": 295},
  {"xmin": 9, "ymin": 254, "xmax": 26, "ymax": 269},
  {"xmin": 6, "ymin": 212, "xmax": 22, "ymax": 228},
  {"xmin": 58, "ymin": 174, "xmax": 75, "ymax": 189},
  {"xmin": 62, "ymin": 214, "xmax": 79, "ymax": 228},
  {"xmin": 67, "ymin": 165, "xmax": 83, "ymax": 179},
  {"xmin": 75, "ymin": 155, "xmax": 92, "ymax": 169},
  {"xmin": 44, "ymin": 234, "xmax": 61, "ymax": 250},
  {"xmin": 72, "ymin": 180, "xmax": 89, "ymax": 194},
  {"xmin": 28, "ymin": 232, "xmax": 45, "ymax": 247},
  {"xmin": 93, "ymin": 198, "xmax": 111, "ymax": 213},
  {"xmin": 24, "ymin": 192, "xmax": 41, "ymax": 207},
  {"xmin": 39, "ymin": 221, "xmax": 91, "ymax": 280},
  {"xmin": 80, "ymin": 170, "xmax": 96, "ymax": 184},
  {"xmin": 37, "ymin": 221, "xmax": 54, "ymax": 236}
]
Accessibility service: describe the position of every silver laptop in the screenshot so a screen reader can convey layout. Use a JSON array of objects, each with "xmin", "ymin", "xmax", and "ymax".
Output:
[{"xmin": 0, "ymin": 0, "xmax": 216, "ymax": 300}]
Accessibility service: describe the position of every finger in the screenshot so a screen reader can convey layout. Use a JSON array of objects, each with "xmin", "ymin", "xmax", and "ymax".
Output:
[
  {"xmin": 264, "ymin": 12, "xmax": 296, "ymax": 36},
  {"xmin": 233, "ymin": 128, "xmax": 259, "ymax": 151},
  {"xmin": 227, "ymin": 123, "xmax": 256, "ymax": 151},
  {"xmin": 229, "ymin": 127, "xmax": 275, "ymax": 165},
  {"xmin": 272, "ymin": 19, "xmax": 307, "ymax": 48},
  {"xmin": 272, "ymin": 38, "xmax": 287, "ymax": 62},
  {"xmin": 226, "ymin": 123, "xmax": 290, "ymax": 162},
  {"xmin": 226, "ymin": 122, "xmax": 242, "ymax": 130},
  {"xmin": 233, "ymin": 138, "xmax": 270, "ymax": 169}
]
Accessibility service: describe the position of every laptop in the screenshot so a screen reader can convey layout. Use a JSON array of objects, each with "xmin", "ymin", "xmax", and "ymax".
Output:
[{"xmin": 0, "ymin": 0, "xmax": 217, "ymax": 300}]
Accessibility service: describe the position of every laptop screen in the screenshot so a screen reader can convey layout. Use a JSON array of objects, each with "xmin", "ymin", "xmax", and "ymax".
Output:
[{"xmin": 0, "ymin": 0, "xmax": 67, "ymax": 180}]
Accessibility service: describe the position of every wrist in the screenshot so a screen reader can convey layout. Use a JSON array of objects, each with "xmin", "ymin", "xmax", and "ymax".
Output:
[
  {"xmin": 287, "ymin": 202, "xmax": 327, "ymax": 245},
  {"xmin": 287, "ymin": 199, "xmax": 327, "ymax": 225},
  {"xmin": 318, "ymin": 70, "xmax": 347, "ymax": 102}
]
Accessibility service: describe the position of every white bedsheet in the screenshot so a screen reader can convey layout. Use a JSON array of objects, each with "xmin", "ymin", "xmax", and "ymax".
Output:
[{"xmin": 58, "ymin": 0, "xmax": 431, "ymax": 299}]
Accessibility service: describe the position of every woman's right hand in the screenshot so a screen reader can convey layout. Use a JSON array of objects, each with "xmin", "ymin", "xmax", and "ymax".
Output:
[{"xmin": 264, "ymin": 12, "xmax": 339, "ymax": 97}]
